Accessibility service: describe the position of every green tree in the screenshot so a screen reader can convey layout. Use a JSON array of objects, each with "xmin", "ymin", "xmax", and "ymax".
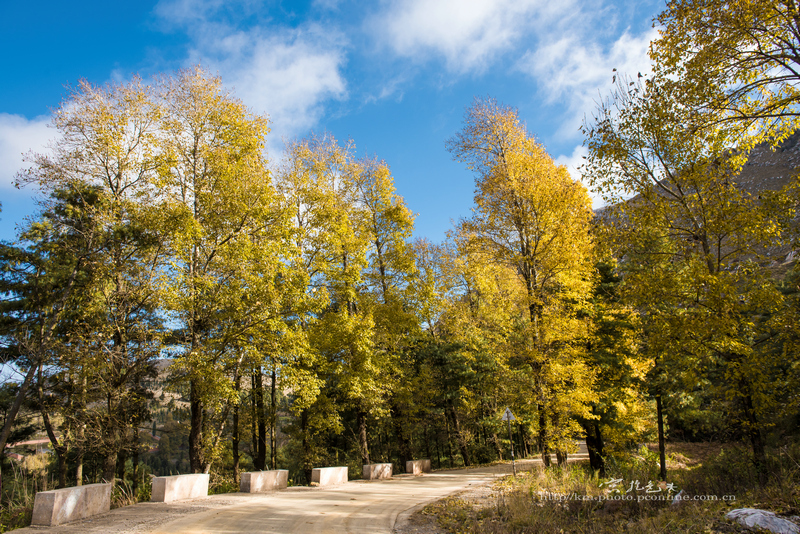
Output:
[
  {"xmin": 583, "ymin": 74, "xmax": 797, "ymax": 475},
  {"xmin": 433, "ymin": 244, "xmax": 523, "ymax": 466},
  {"xmin": 277, "ymin": 134, "xmax": 419, "ymax": 475},
  {"xmin": 15, "ymin": 76, "xmax": 170, "ymax": 485},
  {"xmin": 581, "ymin": 261, "xmax": 653, "ymax": 475},
  {"xmin": 0, "ymin": 183, "xmax": 102, "ymax": 493},
  {"xmin": 277, "ymin": 134, "xmax": 360, "ymax": 481}
]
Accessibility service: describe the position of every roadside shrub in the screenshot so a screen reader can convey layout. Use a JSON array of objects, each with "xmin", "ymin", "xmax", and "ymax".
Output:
[
  {"xmin": 0, "ymin": 462, "xmax": 36, "ymax": 532},
  {"xmin": 209, "ymin": 471, "xmax": 239, "ymax": 495},
  {"xmin": 111, "ymin": 480, "xmax": 138, "ymax": 509}
]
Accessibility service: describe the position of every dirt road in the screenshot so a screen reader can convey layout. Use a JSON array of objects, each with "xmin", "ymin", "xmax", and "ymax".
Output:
[{"xmin": 17, "ymin": 453, "xmax": 587, "ymax": 534}]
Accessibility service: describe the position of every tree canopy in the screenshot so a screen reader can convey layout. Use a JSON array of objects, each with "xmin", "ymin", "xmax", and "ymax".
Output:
[{"xmin": 4, "ymin": 2, "xmax": 800, "ymax": 499}]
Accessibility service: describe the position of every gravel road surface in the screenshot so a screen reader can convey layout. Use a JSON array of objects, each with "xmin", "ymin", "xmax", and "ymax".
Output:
[{"xmin": 16, "ymin": 452, "xmax": 587, "ymax": 534}]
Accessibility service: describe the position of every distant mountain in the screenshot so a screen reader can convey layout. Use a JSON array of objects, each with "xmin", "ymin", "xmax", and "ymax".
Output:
[
  {"xmin": 737, "ymin": 131, "xmax": 800, "ymax": 196},
  {"xmin": 592, "ymin": 133, "xmax": 799, "ymax": 275},
  {"xmin": 731, "ymin": 133, "xmax": 799, "ymax": 272}
]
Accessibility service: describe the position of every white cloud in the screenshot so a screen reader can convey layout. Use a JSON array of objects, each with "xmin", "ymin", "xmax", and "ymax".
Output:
[
  {"xmin": 554, "ymin": 144, "xmax": 587, "ymax": 182},
  {"xmin": 312, "ymin": 0, "xmax": 341, "ymax": 11},
  {"xmin": 523, "ymin": 29, "xmax": 656, "ymax": 102},
  {"xmin": 198, "ymin": 27, "xmax": 347, "ymax": 150},
  {"xmin": 518, "ymin": 28, "xmax": 657, "ymax": 138},
  {"xmin": 373, "ymin": 0, "xmax": 571, "ymax": 74},
  {"xmin": 154, "ymin": 0, "xmax": 348, "ymax": 153},
  {"xmin": 0, "ymin": 114, "xmax": 52, "ymax": 191},
  {"xmin": 554, "ymin": 144, "xmax": 603, "ymax": 208},
  {"xmin": 154, "ymin": 0, "xmax": 259, "ymax": 28}
]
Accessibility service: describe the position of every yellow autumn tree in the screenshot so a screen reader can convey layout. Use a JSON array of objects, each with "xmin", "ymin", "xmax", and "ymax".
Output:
[
  {"xmin": 154, "ymin": 67, "xmax": 286, "ymax": 473},
  {"xmin": 652, "ymin": 0, "xmax": 800, "ymax": 145},
  {"xmin": 447, "ymin": 97, "xmax": 595, "ymax": 465},
  {"xmin": 277, "ymin": 134, "xmax": 416, "ymax": 477}
]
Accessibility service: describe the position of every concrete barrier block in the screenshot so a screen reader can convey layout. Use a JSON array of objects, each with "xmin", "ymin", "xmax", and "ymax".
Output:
[
  {"xmin": 311, "ymin": 466, "xmax": 348, "ymax": 486},
  {"xmin": 240, "ymin": 470, "xmax": 289, "ymax": 492},
  {"xmin": 362, "ymin": 463, "xmax": 392, "ymax": 480},
  {"xmin": 31, "ymin": 483, "xmax": 112, "ymax": 526},
  {"xmin": 151, "ymin": 473, "xmax": 209, "ymax": 502},
  {"xmin": 406, "ymin": 459, "xmax": 432, "ymax": 474}
]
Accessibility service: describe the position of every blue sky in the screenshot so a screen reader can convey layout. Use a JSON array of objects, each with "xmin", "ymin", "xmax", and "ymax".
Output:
[{"xmin": 0, "ymin": 0, "xmax": 662, "ymax": 244}]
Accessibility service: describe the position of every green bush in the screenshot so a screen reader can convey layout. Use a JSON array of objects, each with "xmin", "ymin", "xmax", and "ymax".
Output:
[
  {"xmin": 209, "ymin": 471, "xmax": 239, "ymax": 495},
  {"xmin": 0, "ymin": 504, "xmax": 32, "ymax": 534}
]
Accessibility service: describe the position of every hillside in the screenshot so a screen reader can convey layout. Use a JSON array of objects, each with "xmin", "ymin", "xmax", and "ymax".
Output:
[{"xmin": 594, "ymin": 133, "xmax": 799, "ymax": 275}]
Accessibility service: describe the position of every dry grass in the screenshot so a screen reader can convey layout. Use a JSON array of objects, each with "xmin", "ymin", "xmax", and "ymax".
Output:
[
  {"xmin": 649, "ymin": 441, "xmax": 724, "ymax": 469},
  {"xmin": 0, "ymin": 462, "xmax": 37, "ymax": 533},
  {"xmin": 111, "ymin": 480, "xmax": 140, "ymax": 509},
  {"xmin": 421, "ymin": 442, "xmax": 800, "ymax": 534}
]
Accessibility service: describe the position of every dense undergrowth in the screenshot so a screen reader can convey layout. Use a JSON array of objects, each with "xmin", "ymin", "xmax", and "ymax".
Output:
[
  {"xmin": 0, "ymin": 463, "xmax": 36, "ymax": 533},
  {"xmin": 423, "ymin": 442, "xmax": 800, "ymax": 533}
]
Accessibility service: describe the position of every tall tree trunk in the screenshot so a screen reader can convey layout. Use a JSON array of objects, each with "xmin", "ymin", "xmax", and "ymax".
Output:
[
  {"xmin": 528, "ymin": 278, "xmax": 554, "ymax": 467},
  {"xmin": 102, "ymin": 448, "xmax": 117, "ymax": 484},
  {"xmin": 251, "ymin": 376, "xmax": 258, "ymax": 464},
  {"xmin": 201, "ymin": 406, "xmax": 213, "ymax": 474},
  {"xmin": 38, "ymin": 379, "xmax": 68, "ymax": 489},
  {"xmin": 391, "ymin": 403, "xmax": 412, "ymax": 469},
  {"xmin": 117, "ymin": 448, "xmax": 127, "ymax": 483},
  {"xmin": 270, "ymin": 366, "xmax": 277, "ymax": 470},
  {"xmin": 553, "ymin": 412, "xmax": 567, "ymax": 466},
  {"xmin": 585, "ymin": 420, "xmax": 605, "ymax": 476},
  {"xmin": 357, "ymin": 409, "xmax": 370, "ymax": 466},
  {"xmin": 478, "ymin": 402, "xmax": 486, "ymax": 448},
  {"xmin": 133, "ymin": 430, "xmax": 140, "ymax": 496},
  {"xmin": 75, "ymin": 375, "xmax": 86, "ymax": 486},
  {"xmin": 448, "ymin": 402, "xmax": 470, "ymax": 466},
  {"xmin": 538, "ymin": 404, "xmax": 551, "ymax": 467},
  {"xmin": 522, "ymin": 428, "xmax": 530, "ymax": 458},
  {"xmin": 233, "ymin": 373, "xmax": 241, "ymax": 485},
  {"xmin": 743, "ymin": 393, "xmax": 767, "ymax": 483},
  {"xmin": 301, "ymin": 408, "xmax": 311, "ymax": 484},
  {"xmin": 42, "ymin": 407, "xmax": 68, "ymax": 489},
  {"xmin": 57, "ymin": 452, "xmax": 68, "ymax": 489},
  {"xmin": 435, "ymin": 427, "xmax": 442, "ymax": 469},
  {"xmin": 424, "ymin": 423, "xmax": 433, "ymax": 466},
  {"xmin": 254, "ymin": 369, "xmax": 267, "ymax": 470},
  {"xmin": 444, "ymin": 413, "xmax": 454, "ymax": 467},
  {"xmin": 189, "ymin": 379, "xmax": 204, "ymax": 473},
  {"xmin": 75, "ymin": 427, "xmax": 85, "ymax": 486},
  {"xmin": 656, "ymin": 395, "xmax": 667, "ymax": 481}
]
